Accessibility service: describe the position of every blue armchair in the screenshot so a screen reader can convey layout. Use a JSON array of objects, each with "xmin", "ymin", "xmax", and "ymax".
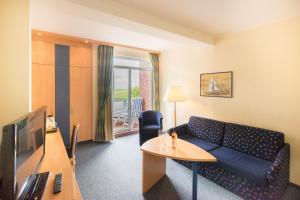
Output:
[{"xmin": 138, "ymin": 111, "xmax": 163, "ymax": 146}]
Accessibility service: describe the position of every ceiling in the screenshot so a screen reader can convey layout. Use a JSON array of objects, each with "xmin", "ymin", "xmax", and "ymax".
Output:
[
  {"xmin": 31, "ymin": 0, "xmax": 300, "ymax": 51},
  {"xmin": 31, "ymin": 0, "xmax": 214, "ymax": 51},
  {"xmin": 103, "ymin": 0, "xmax": 300, "ymax": 36}
]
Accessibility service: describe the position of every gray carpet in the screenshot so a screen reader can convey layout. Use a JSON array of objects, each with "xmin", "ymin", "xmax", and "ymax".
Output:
[{"xmin": 76, "ymin": 134, "xmax": 300, "ymax": 200}]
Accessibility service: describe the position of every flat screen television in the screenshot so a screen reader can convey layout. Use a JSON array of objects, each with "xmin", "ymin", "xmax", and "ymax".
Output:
[{"xmin": 0, "ymin": 106, "xmax": 46, "ymax": 200}]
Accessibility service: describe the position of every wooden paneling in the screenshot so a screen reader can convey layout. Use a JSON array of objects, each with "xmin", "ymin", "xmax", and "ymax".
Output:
[
  {"xmin": 70, "ymin": 45, "xmax": 93, "ymax": 142},
  {"xmin": 70, "ymin": 67, "xmax": 93, "ymax": 142},
  {"xmin": 32, "ymin": 29, "xmax": 160, "ymax": 54},
  {"xmin": 32, "ymin": 30, "xmax": 93, "ymax": 142},
  {"xmin": 32, "ymin": 30, "xmax": 92, "ymax": 49},
  {"xmin": 70, "ymin": 46, "xmax": 92, "ymax": 68},
  {"xmin": 32, "ymin": 40, "xmax": 54, "ymax": 65},
  {"xmin": 32, "ymin": 64, "xmax": 55, "ymax": 115},
  {"xmin": 32, "ymin": 39, "xmax": 55, "ymax": 115}
]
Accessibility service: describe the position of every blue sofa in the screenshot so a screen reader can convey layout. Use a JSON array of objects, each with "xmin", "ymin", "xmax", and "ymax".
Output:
[{"xmin": 169, "ymin": 116, "xmax": 290, "ymax": 200}]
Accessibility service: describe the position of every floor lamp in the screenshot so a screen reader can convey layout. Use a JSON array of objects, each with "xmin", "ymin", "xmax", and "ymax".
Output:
[{"xmin": 164, "ymin": 86, "xmax": 186, "ymax": 127}]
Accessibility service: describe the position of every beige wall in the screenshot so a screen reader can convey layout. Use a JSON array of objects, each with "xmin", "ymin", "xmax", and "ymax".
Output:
[
  {"xmin": 0, "ymin": 0, "xmax": 30, "ymax": 142},
  {"xmin": 160, "ymin": 17, "xmax": 300, "ymax": 184},
  {"xmin": 114, "ymin": 46, "xmax": 150, "ymax": 60}
]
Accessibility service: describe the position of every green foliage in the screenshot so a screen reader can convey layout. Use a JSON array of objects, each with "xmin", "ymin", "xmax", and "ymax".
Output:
[
  {"xmin": 113, "ymin": 87, "xmax": 140, "ymax": 100},
  {"xmin": 113, "ymin": 89, "xmax": 128, "ymax": 100},
  {"xmin": 131, "ymin": 86, "xmax": 140, "ymax": 98}
]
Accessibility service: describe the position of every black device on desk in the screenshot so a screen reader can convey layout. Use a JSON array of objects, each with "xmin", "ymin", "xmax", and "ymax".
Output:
[
  {"xmin": 18, "ymin": 172, "xmax": 49, "ymax": 200},
  {"xmin": 53, "ymin": 173, "xmax": 63, "ymax": 194},
  {"xmin": 0, "ymin": 106, "xmax": 49, "ymax": 200}
]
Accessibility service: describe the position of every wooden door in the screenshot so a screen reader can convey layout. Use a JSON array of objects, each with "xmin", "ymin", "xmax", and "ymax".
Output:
[
  {"xmin": 32, "ymin": 40, "xmax": 55, "ymax": 115},
  {"xmin": 32, "ymin": 40, "xmax": 54, "ymax": 65},
  {"xmin": 70, "ymin": 46, "xmax": 92, "ymax": 142},
  {"xmin": 70, "ymin": 67, "xmax": 92, "ymax": 142},
  {"xmin": 32, "ymin": 64, "xmax": 55, "ymax": 115}
]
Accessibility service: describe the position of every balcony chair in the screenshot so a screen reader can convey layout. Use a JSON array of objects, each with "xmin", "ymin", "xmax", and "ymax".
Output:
[
  {"xmin": 131, "ymin": 97, "xmax": 144, "ymax": 117},
  {"xmin": 113, "ymin": 97, "xmax": 144, "ymax": 129}
]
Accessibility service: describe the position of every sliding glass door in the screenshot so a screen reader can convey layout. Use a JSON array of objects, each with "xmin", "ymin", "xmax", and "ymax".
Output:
[
  {"xmin": 112, "ymin": 68, "xmax": 130, "ymax": 133},
  {"xmin": 112, "ymin": 60, "xmax": 152, "ymax": 135}
]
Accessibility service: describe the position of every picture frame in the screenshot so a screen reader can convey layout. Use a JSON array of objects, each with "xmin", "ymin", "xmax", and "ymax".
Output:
[{"xmin": 200, "ymin": 71, "xmax": 233, "ymax": 98}]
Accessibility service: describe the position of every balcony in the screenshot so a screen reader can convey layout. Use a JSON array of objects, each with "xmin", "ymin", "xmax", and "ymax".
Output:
[{"xmin": 112, "ymin": 67, "xmax": 152, "ymax": 137}]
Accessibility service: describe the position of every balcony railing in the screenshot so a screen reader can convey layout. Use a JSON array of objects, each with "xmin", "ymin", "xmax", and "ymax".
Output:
[{"xmin": 112, "ymin": 97, "xmax": 143, "ymax": 134}]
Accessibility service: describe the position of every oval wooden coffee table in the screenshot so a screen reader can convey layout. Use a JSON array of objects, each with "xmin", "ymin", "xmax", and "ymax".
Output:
[{"xmin": 141, "ymin": 136, "xmax": 217, "ymax": 200}]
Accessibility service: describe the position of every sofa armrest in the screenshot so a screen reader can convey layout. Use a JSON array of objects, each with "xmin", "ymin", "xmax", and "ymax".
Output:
[
  {"xmin": 168, "ymin": 123, "xmax": 189, "ymax": 136},
  {"xmin": 267, "ymin": 143, "xmax": 290, "ymax": 184}
]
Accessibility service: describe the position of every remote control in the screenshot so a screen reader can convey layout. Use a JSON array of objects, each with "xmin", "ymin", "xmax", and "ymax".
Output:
[{"xmin": 53, "ymin": 173, "xmax": 62, "ymax": 194}]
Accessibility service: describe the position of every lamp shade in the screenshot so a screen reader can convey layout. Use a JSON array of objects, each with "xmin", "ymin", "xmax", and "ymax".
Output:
[{"xmin": 163, "ymin": 85, "xmax": 186, "ymax": 102}]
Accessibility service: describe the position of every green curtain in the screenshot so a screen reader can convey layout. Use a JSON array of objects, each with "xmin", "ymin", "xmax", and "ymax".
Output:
[
  {"xmin": 150, "ymin": 53, "xmax": 160, "ymax": 111},
  {"xmin": 95, "ymin": 45, "xmax": 114, "ymax": 142}
]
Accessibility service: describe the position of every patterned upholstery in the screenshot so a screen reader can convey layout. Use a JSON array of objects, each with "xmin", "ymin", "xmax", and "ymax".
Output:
[
  {"xmin": 223, "ymin": 123, "xmax": 284, "ymax": 161},
  {"xmin": 188, "ymin": 116, "xmax": 225, "ymax": 145},
  {"xmin": 210, "ymin": 146, "xmax": 272, "ymax": 186},
  {"xmin": 168, "ymin": 123, "xmax": 188, "ymax": 137},
  {"xmin": 267, "ymin": 144, "xmax": 290, "ymax": 184},
  {"xmin": 176, "ymin": 144, "xmax": 289, "ymax": 200},
  {"xmin": 179, "ymin": 135, "xmax": 220, "ymax": 151},
  {"xmin": 169, "ymin": 117, "xmax": 290, "ymax": 200}
]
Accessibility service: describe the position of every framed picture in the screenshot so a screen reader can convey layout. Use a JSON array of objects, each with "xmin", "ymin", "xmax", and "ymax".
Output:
[{"xmin": 200, "ymin": 71, "xmax": 233, "ymax": 98}]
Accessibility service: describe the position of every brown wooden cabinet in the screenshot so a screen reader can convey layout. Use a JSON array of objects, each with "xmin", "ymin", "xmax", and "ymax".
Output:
[
  {"xmin": 70, "ymin": 46, "xmax": 92, "ymax": 67},
  {"xmin": 32, "ymin": 32, "xmax": 93, "ymax": 143},
  {"xmin": 70, "ymin": 46, "xmax": 92, "ymax": 142},
  {"xmin": 32, "ymin": 40, "xmax": 54, "ymax": 65},
  {"xmin": 70, "ymin": 67, "xmax": 92, "ymax": 141},
  {"xmin": 32, "ymin": 64, "xmax": 55, "ymax": 115}
]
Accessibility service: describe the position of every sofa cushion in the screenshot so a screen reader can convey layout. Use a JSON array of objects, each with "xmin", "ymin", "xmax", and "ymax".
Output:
[
  {"xmin": 188, "ymin": 116, "xmax": 225, "ymax": 145},
  {"xmin": 179, "ymin": 135, "xmax": 219, "ymax": 151},
  {"xmin": 223, "ymin": 123, "xmax": 284, "ymax": 161},
  {"xmin": 210, "ymin": 146, "xmax": 272, "ymax": 186}
]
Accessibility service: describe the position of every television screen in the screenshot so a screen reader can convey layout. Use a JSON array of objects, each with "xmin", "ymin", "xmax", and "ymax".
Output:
[{"xmin": 0, "ymin": 106, "xmax": 46, "ymax": 199}]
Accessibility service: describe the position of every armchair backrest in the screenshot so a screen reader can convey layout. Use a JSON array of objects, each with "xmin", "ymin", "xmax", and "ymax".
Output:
[{"xmin": 139, "ymin": 110, "xmax": 162, "ymax": 127}]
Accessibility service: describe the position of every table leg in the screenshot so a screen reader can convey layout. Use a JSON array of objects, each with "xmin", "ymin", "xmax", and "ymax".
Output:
[
  {"xmin": 192, "ymin": 162, "xmax": 198, "ymax": 200},
  {"xmin": 142, "ymin": 152, "xmax": 166, "ymax": 193}
]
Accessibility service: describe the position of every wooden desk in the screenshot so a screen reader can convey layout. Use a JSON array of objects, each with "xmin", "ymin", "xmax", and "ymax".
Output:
[
  {"xmin": 141, "ymin": 137, "xmax": 216, "ymax": 200},
  {"xmin": 38, "ymin": 130, "xmax": 82, "ymax": 200}
]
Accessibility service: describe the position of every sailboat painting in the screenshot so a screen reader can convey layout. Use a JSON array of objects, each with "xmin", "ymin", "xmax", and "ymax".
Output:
[{"xmin": 200, "ymin": 71, "xmax": 233, "ymax": 98}]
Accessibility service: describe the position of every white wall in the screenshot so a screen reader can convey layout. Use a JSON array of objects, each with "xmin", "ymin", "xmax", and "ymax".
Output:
[
  {"xmin": 160, "ymin": 17, "xmax": 300, "ymax": 184},
  {"xmin": 0, "ymin": 0, "xmax": 30, "ymax": 141}
]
